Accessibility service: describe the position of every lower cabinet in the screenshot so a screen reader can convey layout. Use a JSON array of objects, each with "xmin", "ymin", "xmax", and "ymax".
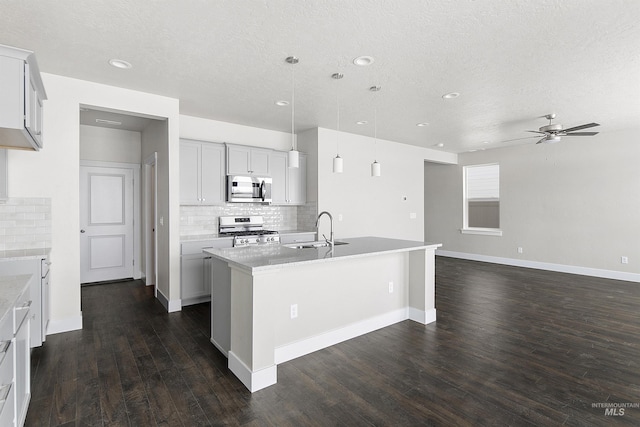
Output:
[
  {"xmin": 0, "ymin": 256, "xmax": 50, "ymax": 348},
  {"xmin": 0, "ymin": 277, "xmax": 31, "ymax": 427},
  {"xmin": 13, "ymin": 287, "xmax": 30, "ymax": 427},
  {"xmin": 181, "ymin": 239, "xmax": 233, "ymax": 306}
]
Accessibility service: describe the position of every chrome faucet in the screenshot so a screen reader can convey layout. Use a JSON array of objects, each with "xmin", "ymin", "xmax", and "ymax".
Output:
[{"xmin": 315, "ymin": 211, "xmax": 334, "ymax": 248}]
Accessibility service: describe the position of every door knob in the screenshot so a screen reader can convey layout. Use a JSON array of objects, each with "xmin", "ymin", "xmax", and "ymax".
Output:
[{"xmin": 80, "ymin": 229, "xmax": 86, "ymax": 233}]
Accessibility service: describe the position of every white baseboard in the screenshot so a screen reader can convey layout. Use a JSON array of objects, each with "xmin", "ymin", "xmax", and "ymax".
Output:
[
  {"xmin": 408, "ymin": 307, "xmax": 437, "ymax": 325},
  {"xmin": 157, "ymin": 289, "xmax": 182, "ymax": 312},
  {"xmin": 437, "ymin": 250, "xmax": 640, "ymax": 283},
  {"xmin": 210, "ymin": 337, "xmax": 228, "ymax": 357},
  {"xmin": 47, "ymin": 313, "xmax": 83, "ymax": 335},
  {"xmin": 228, "ymin": 351, "xmax": 277, "ymax": 392},
  {"xmin": 275, "ymin": 308, "xmax": 409, "ymax": 365}
]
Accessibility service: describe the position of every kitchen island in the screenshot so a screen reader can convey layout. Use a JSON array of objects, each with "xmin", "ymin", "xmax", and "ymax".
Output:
[{"xmin": 205, "ymin": 236, "xmax": 441, "ymax": 392}]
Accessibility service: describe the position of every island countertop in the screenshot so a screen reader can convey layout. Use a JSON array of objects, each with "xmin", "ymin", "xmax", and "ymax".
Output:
[{"xmin": 204, "ymin": 236, "xmax": 442, "ymax": 272}]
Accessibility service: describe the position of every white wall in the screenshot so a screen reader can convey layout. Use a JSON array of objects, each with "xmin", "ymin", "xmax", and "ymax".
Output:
[
  {"xmin": 7, "ymin": 73, "xmax": 180, "ymax": 332},
  {"xmin": 180, "ymin": 115, "xmax": 293, "ymax": 150},
  {"xmin": 79, "ymin": 125, "xmax": 141, "ymax": 163},
  {"xmin": 424, "ymin": 128, "xmax": 640, "ymax": 279},
  {"xmin": 302, "ymin": 127, "xmax": 457, "ymax": 241}
]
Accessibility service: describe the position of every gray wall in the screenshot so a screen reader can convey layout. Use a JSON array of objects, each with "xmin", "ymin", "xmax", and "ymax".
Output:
[{"xmin": 424, "ymin": 128, "xmax": 640, "ymax": 276}]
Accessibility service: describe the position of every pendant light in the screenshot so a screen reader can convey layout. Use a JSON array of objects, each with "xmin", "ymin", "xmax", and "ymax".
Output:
[
  {"xmin": 286, "ymin": 56, "xmax": 299, "ymax": 168},
  {"xmin": 370, "ymin": 85, "xmax": 381, "ymax": 177},
  {"xmin": 332, "ymin": 72, "xmax": 344, "ymax": 173}
]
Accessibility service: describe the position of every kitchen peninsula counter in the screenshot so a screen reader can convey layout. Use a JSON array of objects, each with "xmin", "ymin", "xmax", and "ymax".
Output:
[
  {"xmin": 204, "ymin": 236, "xmax": 441, "ymax": 271},
  {"xmin": 206, "ymin": 236, "xmax": 441, "ymax": 392}
]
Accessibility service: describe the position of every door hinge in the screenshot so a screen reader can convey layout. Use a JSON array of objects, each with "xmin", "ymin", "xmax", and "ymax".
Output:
[{"xmin": 132, "ymin": 259, "xmax": 135, "ymax": 266}]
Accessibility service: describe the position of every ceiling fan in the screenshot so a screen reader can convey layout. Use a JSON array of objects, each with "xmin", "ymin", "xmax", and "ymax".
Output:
[{"xmin": 508, "ymin": 114, "xmax": 600, "ymax": 144}]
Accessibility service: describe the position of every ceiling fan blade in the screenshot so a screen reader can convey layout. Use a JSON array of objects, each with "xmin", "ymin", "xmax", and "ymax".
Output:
[
  {"xmin": 500, "ymin": 136, "xmax": 538, "ymax": 143},
  {"xmin": 563, "ymin": 131, "xmax": 599, "ymax": 136},
  {"xmin": 535, "ymin": 137, "xmax": 547, "ymax": 144},
  {"xmin": 526, "ymin": 130, "xmax": 546, "ymax": 134},
  {"xmin": 562, "ymin": 123, "xmax": 600, "ymax": 132}
]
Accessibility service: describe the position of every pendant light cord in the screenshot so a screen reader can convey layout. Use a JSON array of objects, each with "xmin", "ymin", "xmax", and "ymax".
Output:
[
  {"xmin": 291, "ymin": 64, "xmax": 295, "ymax": 151},
  {"xmin": 336, "ymin": 77, "xmax": 340, "ymax": 155}
]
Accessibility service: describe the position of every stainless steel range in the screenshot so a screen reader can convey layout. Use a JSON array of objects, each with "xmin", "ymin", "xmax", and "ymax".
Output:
[{"xmin": 219, "ymin": 216, "xmax": 280, "ymax": 247}]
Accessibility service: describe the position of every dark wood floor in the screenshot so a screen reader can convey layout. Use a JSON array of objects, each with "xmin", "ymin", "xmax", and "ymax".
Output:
[{"xmin": 25, "ymin": 257, "xmax": 640, "ymax": 426}]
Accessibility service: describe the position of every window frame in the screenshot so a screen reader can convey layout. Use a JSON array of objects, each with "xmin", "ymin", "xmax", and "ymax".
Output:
[{"xmin": 461, "ymin": 163, "xmax": 503, "ymax": 236}]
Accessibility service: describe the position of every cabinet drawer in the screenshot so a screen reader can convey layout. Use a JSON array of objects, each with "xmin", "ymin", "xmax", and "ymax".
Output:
[{"xmin": 0, "ymin": 382, "xmax": 15, "ymax": 427}]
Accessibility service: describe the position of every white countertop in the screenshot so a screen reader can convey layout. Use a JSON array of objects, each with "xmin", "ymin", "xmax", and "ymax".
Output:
[
  {"xmin": 204, "ymin": 236, "xmax": 442, "ymax": 272},
  {"xmin": 0, "ymin": 248, "xmax": 51, "ymax": 262},
  {"xmin": 0, "ymin": 274, "xmax": 32, "ymax": 325}
]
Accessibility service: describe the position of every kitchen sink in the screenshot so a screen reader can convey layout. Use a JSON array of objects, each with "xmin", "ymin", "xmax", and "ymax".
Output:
[{"xmin": 283, "ymin": 241, "xmax": 349, "ymax": 249}]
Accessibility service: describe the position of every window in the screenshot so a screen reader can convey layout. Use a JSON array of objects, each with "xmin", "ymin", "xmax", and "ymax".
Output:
[{"xmin": 462, "ymin": 163, "xmax": 502, "ymax": 236}]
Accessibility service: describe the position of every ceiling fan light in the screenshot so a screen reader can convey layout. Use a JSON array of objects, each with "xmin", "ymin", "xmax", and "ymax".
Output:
[{"xmin": 547, "ymin": 135, "xmax": 561, "ymax": 143}]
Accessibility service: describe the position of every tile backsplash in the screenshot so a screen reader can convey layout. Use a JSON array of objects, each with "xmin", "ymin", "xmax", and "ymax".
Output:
[
  {"xmin": 0, "ymin": 198, "xmax": 52, "ymax": 250},
  {"xmin": 180, "ymin": 202, "xmax": 317, "ymax": 237}
]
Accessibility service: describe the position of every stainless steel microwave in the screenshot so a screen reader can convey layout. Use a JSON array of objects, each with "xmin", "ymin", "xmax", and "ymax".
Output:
[{"xmin": 226, "ymin": 175, "xmax": 272, "ymax": 203}]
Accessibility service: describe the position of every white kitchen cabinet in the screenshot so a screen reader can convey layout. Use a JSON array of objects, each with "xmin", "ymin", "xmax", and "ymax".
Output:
[
  {"xmin": 270, "ymin": 151, "xmax": 287, "ymax": 204},
  {"xmin": 13, "ymin": 284, "xmax": 31, "ymax": 427},
  {"xmin": 0, "ymin": 255, "xmax": 50, "ymax": 348},
  {"xmin": 270, "ymin": 151, "xmax": 307, "ymax": 205},
  {"xmin": 0, "ymin": 304, "xmax": 15, "ymax": 427},
  {"xmin": 0, "ymin": 149, "xmax": 7, "ymax": 201},
  {"xmin": 181, "ymin": 238, "xmax": 233, "ymax": 306},
  {"xmin": 180, "ymin": 139, "xmax": 225, "ymax": 205},
  {"xmin": 0, "ymin": 44, "xmax": 46, "ymax": 151},
  {"xmin": 226, "ymin": 144, "xmax": 271, "ymax": 176}
]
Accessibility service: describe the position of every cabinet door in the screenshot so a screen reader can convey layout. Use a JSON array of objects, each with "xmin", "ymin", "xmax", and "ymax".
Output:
[
  {"xmin": 181, "ymin": 255, "xmax": 210, "ymax": 301},
  {"xmin": 287, "ymin": 154, "xmax": 307, "ymax": 204},
  {"xmin": 250, "ymin": 148, "xmax": 270, "ymax": 175},
  {"xmin": 25, "ymin": 72, "xmax": 43, "ymax": 148},
  {"xmin": 226, "ymin": 145, "xmax": 250, "ymax": 175},
  {"xmin": 270, "ymin": 151, "xmax": 287, "ymax": 204},
  {"xmin": 200, "ymin": 143, "xmax": 225, "ymax": 205},
  {"xmin": 180, "ymin": 140, "xmax": 202, "ymax": 204},
  {"xmin": 14, "ymin": 305, "xmax": 30, "ymax": 427},
  {"xmin": 0, "ymin": 149, "xmax": 7, "ymax": 201}
]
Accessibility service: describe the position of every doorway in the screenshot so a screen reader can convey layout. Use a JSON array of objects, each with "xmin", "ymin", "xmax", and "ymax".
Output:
[{"xmin": 143, "ymin": 152, "xmax": 158, "ymax": 296}]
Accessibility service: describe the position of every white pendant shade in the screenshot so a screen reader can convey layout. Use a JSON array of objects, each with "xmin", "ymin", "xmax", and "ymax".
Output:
[
  {"xmin": 333, "ymin": 155, "xmax": 343, "ymax": 173},
  {"xmin": 288, "ymin": 149, "xmax": 299, "ymax": 168},
  {"xmin": 371, "ymin": 160, "xmax": 381, "ymax": 177}
]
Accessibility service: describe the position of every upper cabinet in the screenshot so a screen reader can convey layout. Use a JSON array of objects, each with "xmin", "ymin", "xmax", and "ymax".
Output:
[
  {"xmin": 271, "ymin": 150, "xmax": 307, "ymax": 205},
  {"xmin": 0, "ymin": 44, "xmax": 47, "ymax": 151},
  {"xmin": 226, "ymin": 143, "xmax": 270, "ymax": 176},
  {"xmin": 180, "ymin": 139, "xmax": 225, "ymax": 205}
]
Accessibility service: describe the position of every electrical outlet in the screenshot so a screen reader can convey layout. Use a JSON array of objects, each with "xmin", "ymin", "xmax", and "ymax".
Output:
[
  {"xmin": 290, "ymin": 304, "xmax": 298, "ymax": 319},
  {"xmin": 621, "ymin": 256, "xmax": 628, "ymax": 264},
  {"xmin": 517, "ymin": 247, "xmax": 523, "ymax": 254},
  {"xmin": 409, "ymin": 212, "xmax": 417, "ymax": 219},
  {"xmin": 388, "ymin": 281, "xmax": 394, "ymax": 293}
]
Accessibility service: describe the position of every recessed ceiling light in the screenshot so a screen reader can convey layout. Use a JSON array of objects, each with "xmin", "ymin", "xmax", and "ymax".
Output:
[
  {"xmin": 108, "ymin": 59, "xmax": 132, "ymax": 69},
  {"xmin": 416, "ymin": 122, "xmax": 429, "ymax": 127},
  {"xmin": 469, "ymin": 149, "xmax": 478, "ymax": 152},
  {"xmin": 275, "ymin": 100, "xmax": 289, "ymax": 106},
  {"xmin": 356, "ymin": 121, "xmax": 368, "ymax": 125},
  {"xmin": 353, "ymin": 56, "xmax": 374, "ymax": 66},
  {"xmin": 442, "ymin": 92, "xmax": 460, "ymax": 99},
  {"xmin": 483, "ymin": 141, "xmax": 489, "ymax": 144},
  {"xmin": 435, "ymin": 143, "xmax": 444, "ymax": 148}
]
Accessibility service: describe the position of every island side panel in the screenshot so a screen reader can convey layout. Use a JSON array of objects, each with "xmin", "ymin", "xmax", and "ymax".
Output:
[
  {"xmin": 408, "ymin": 248, "xmax": 437, "ymax": 324},
  {"xmin": 269, "ymin": 252, "xmax": 409, "ymax": 362},
  {"xmin": 228, "ymin": 266, "xmax": 278, "ymax": 392}
]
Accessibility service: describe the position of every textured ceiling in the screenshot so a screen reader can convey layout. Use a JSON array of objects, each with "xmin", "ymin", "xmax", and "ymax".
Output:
[{"xmin": 2, "ymin": 0, "xmax": 639, "ymax": 153}]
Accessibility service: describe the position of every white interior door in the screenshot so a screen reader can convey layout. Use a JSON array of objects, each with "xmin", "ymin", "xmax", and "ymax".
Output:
[{"xmin": 80, "ymin": 166, "xmax": 134, "ymax": 283}]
